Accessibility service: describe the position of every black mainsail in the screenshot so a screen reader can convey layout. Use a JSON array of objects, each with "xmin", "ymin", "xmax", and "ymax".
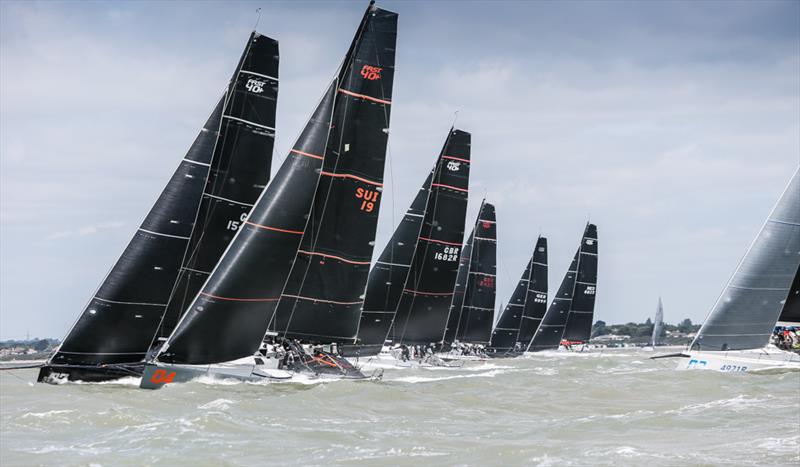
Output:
[
  {"xmin": 527, "ymin": 223, "xmax": 596, "ymax": 351},
  {"xmin": 270, "ymin": 6, "xmax": 397, "ymax": 343},
  {"xmin": 691, "ymin": 168, "xmax": 800, "ymax": 351},
  {"xmin": 443, "ymin": 201, "xmax": 497, "ymax": 345},
  {"xmin": 561, "ymin": 223, "xmax": 598, "ymax": 342},
  {"xmin": 41, "ymin": 33, "xmax": 279, "ymax": 382},
  {"xmin": 489, "ymin": 236, "xmax": 548, "ymax": 355},
  {"xmin": 157, "ymin": 4, "xmax": 397, "ymax": 365},
  {"xmin": 390, "ymin": 130, "xmax": 471, "ymax": 345},
  {"xmin": 343, "ymin": 169, "xmax": 435, "ymax": 356}
]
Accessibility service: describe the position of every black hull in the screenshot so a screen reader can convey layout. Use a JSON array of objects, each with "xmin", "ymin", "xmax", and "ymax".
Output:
[
  {"xmin": 37, "ymin": 363, "xmax": 144, "ymax": 384},
  {"xmin": 486, "ymin": 350, "xmax": 523, "ymax": 359}
]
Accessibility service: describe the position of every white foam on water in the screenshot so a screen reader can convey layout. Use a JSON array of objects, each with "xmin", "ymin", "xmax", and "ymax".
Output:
[
  {"xmin": 21, "ymin": 409, "xmax": 76, "ymax": 419},
  {"xmin": 390, "ymin": 369, "xmax": 509, "ymax": 383},
  {"xmin": 665, "ymin": 394, "xmax": 771, "ymax": 415},
  {"xmin": 198, "ymin": 398, "xmax": 235, "ymax": 410}
]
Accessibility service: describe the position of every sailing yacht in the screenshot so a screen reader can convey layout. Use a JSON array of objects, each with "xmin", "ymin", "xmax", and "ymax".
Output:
[
  {"xmin": 486, "ymin": 236, "xmax": 548, "ymax": 358},
  {"xmin": 39, "ymin": 32, "xmax": 280, "ymax": 384},
  {"xmin": 674, "ymin": 168, "xmax": 800, "ymax": 372},
  {"xmin": 141, "ymin": 2, "xmax": 398, "ymax": 388}
]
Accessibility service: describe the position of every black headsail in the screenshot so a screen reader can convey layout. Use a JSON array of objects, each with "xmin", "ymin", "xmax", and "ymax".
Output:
[
  {"xmin": 443, "ymin": 229, "xmax": 473, "ymax": 344},
  {"xmin": 270, "ymin": 6, "xmax": 397, "ymax": 343},
  {"xmin": 528, "ymin": 224, "xmax": 597, "ymax": 352},
  {"xmin": 43, "ymin": 33, "xmax": 279, "ymax": 378},
  {"xmin": 390, "ymin": 130, "xmax": 471, "ymax": 345},
  {"xmin": 562, "ymin": 223, "xmax": 598, "ymax": 342},
  {"xmin": 342, "ymin": 168, "xmax": 435, "ymax": 357},
  {"xmin": 157, "ymin": 4, "xmax": 396, "ymax": 364},
  {"xmin": 489, "ymin": 236, "xmax": 548, "ymax": 355},
  {"xmin": 444, "ymin": 201, "xmax": 497, "ymax": 345}
]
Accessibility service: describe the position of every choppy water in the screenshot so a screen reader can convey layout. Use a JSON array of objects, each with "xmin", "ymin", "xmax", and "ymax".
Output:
[{"xmin": 1, "ymin": 349, "xmax": 798, "ymax": 466}]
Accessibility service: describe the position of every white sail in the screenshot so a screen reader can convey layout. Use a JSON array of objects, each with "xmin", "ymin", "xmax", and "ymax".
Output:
[{"xmin": 691, "ymin": 168, "xmax": 800, "ymax": 351}]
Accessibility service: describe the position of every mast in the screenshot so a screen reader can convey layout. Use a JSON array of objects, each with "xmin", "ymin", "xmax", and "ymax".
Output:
[
  {"xmin": 389, "ymin": 129, "xmax": 471, "ymax": 345},
  {"xmin": 445, "ymin": 201, "xmax": 497, "ymax": 345},
  {"xmin": 157, "ymin": 4, "xmax": 397, "ymax": 364},
  {"xmin": 692, "ymin": 168, "xmax": 800, "ymax": 351},
  {"xmin": 46, "ymin": 33, "xmax": 279, "ymax": 371},
  {"xmin": 561, "ymin": 223, "xmax": 598, "ymax": 342}
]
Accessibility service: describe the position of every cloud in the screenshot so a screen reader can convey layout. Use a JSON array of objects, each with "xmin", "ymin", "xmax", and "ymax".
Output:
[{"xmin": 46, "ymin": 221, "xmax": 126, "ymax": 241}]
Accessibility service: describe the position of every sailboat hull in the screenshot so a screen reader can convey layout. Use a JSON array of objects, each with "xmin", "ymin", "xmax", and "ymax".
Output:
[
  {"xmin": 37, "ymin": 363, "xmax": 144, "ymax": 384},
  {"xmin": 676, "ymin": 349, "xmax": 800, "ymax": 373},
  {"xmin": 139, "ymin": 359, "xmax": 293, "ymax": 390}
]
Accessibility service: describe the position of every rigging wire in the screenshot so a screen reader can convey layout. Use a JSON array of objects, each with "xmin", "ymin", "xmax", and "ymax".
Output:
[{"xmin": 253, "ymin": 8, "xmax": 262, "ymax": 31}]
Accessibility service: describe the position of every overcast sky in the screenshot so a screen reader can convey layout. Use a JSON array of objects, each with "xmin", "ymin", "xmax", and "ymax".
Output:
[{"xmin": 1, "ymin": 0, "xmax": 798, "ymax": 339}]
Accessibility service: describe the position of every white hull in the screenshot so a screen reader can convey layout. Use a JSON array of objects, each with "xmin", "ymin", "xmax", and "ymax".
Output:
[{"xmin": 676, "ymin": 348, "xmax": 800, "ymax": 373}]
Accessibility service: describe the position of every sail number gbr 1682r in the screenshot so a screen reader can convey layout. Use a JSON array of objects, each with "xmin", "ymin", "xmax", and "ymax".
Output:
[{"xmin": 434, "ymin": 247, "xmax": 459, "ymax": 262}]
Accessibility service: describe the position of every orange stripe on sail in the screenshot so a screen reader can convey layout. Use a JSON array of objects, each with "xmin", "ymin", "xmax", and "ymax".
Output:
[
  {"xmin": 200, "ymin": 292, "xmax": 280, "ymax": 302},
  {"xmin": 419, "ymin": 236, "xmax": 462, "ymax": 247},
  {"xmin": 320, "ymin": 171, "xmax": 383, "ymax": 187},
  {"xmin": 432, "ymin": 182, "xmax": 468, "ymax": 193},
  {"xmin": 442, "ymin": 155, "xmax": 470, "ymax": 164},
  {"xmin": 245, "ymin": 221, "xmax": 304, "ymax": 235},
  {"xmin": 338, "ymin": 88, "xmax": 392, "ymax": 105},
  {"xmin": 290, "ymin": 149, "xmax": 324, "ymax": 160},
  {"xmin": 298, "ymin": 250, "xmax": 371, "ymax": 265}
]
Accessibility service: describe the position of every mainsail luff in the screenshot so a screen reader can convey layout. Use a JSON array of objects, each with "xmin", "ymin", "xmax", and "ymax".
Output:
[
  {"xmin": 48, "ymin": 34, "xmax": 279, "ymax": 370},
  {"xmin": 390, "ymin": 129, "xmax": 471, "ymax": 345},
  {"xmin": 345, "ymin": 169, "xmax": 434, "ymax": 356},
  {"xmin": 692, "ymin": 168, "xmax": 800, "ymax": 351},
  {"xmin": 157, "ymin": 32, "xmax": 279, "ymax": 341},
  {"xmin": 448, "ymin": 201, "xmax": 497, "ymax": 345},
  {"xmin": 270, "ymin": 6, "xmax": 397, "ymax": 343},
  {"xmin": 561, "ymin": 223, "xmax": 598, "ymax": 342}
]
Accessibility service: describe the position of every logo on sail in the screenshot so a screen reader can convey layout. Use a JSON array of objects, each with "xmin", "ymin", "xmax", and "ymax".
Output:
[
  {"xmin": 360, "ymin": 65, "xmax": 382, "ymax": 80},
  {"xmin": 585, "ymin": 239, "xmax": 595, "ymax": 246},
  {"xmin": 584, "ymin": 285, "xmax": 596, "ymax": 295},
  {"xmin": 482, "ymin": 221, "xmax": 492, "ymax": 230},
  {"xmin": 245, "ymin": 78, "xmax": 266, "ymax": 93},
  {"xmin": 446, "ymin": 161, "xmax": 461, "ymax": 172}
]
